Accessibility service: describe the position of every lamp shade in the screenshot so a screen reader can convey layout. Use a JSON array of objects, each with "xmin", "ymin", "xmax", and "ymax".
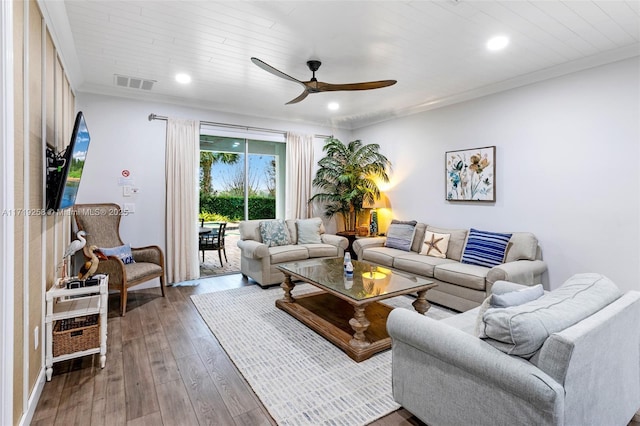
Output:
[{"xmin": 365, "ymin": 194, "xmax": 390, "ymax": 209}]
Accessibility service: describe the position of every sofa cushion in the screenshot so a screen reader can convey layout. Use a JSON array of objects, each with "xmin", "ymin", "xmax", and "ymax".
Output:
[
  {"xmin": 385, "ymin": 220, "xmax": 417, "ymax": 251},
  {"xmin": 361, "ymin": 247, "xmax": 405, "ymax": 267},
  {"xmin": 426, "ymin": 226, "xmax": 468, "ymax": 261},
  {"xmin": 302, "ymin": 243, "xmax": 339, "ymax": 258},
  {"xmin": 269, "ymin": 245, "xmax": 309, "ymax": 264},
  {"xmin": 239, "ymin": 220, "xmax": 262, "ymax": 242},
  {"xmin": 419, "ymin": 231, "xmax": 450, "ymax": 258},
  {"xmin": 259, "ymin": 219, "xmax": 291, "ymax": 247},
  {"xmin": 505, "ymin": 232, "xmax": 538, "ymax": 262},
  {"xmin": 480, "ymin": 273, "xmax": 622, "ymax": 358},
  {"xmin": 410, "ymin": 223, "xmax": 427, "ymax": 253},
  {"xmin": 296, "ymin": 218, "xmax": 322, "ymax": 244},
  {"xmin": 434, "ymin": 262, "xmax": 489, "ymax": 291},
  {"xmin": 393, "ymin": 253, "xmax": 457, "ymax": 278},
  {"xmin": 461, "ymin": 228, "xmax": 512, "ymax": 268}
]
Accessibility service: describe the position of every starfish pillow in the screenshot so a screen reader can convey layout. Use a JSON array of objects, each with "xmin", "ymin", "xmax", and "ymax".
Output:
[{"xmin": 420, "ymin": 231, "xmax": 451, "ymax": 259}]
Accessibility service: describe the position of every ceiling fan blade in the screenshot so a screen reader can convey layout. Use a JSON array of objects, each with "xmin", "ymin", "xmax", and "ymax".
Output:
[
  {"xmin": 251, "ymin": 57, "xmax": 302, "ymax": 85},
  {"xmin": 315, "ymin": 80, "xmax": 397, "ymax": 92},
  {"xmin": 285, "ymin": 90, "xmax": 310, "ymax": 105}
]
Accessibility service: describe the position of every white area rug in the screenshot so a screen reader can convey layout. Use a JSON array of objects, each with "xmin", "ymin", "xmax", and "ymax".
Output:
[{"xmin": 191, "ymin": 284, "xmax": 454, "ymax": 425}]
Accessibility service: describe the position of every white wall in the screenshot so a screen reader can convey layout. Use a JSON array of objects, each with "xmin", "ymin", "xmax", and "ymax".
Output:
[
  {"xmin": 74, "ymin": 93, "xmax": 350, "ymax": 274},
  {"xmin": 353, "ymin": 57, "xmax": 640, "ymax": 292}
]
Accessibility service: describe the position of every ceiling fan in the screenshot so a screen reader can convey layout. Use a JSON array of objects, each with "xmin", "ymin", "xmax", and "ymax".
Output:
[{"xmin": 250, "ymin": 57, "xmax": 397, "ymax": 105}]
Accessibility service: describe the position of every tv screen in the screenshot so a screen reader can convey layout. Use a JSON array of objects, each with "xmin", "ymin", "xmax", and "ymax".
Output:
[{"xmin": 46, "ymin": 111, "xmax": 91, "ymax": 211}]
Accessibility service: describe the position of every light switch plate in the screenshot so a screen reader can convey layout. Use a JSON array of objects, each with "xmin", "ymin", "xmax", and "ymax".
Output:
[{"xmin": 123, "ymin": 203, "xmax": 135, "ymax": 213}]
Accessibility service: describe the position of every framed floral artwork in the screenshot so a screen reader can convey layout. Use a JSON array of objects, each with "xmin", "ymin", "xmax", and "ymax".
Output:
[{"xmin": 445, "ymin": 146, "xmax": 496, "ymax": 202}]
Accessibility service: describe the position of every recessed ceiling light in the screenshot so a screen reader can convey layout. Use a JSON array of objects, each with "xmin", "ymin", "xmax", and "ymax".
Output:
[
  {"xmin": 175, "ymin": 73, "xmax": 192, "ymax": 84},
  {"xmin": 486, "ymin": 35, "xmax": 509, "ymax": 51},
  {"xmin": 328, "ymin": 102, "xmax": 339, "ymax": 111}
]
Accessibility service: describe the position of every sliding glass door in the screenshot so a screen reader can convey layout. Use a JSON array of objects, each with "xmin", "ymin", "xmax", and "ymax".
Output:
[{"xmin": 199, "ymin": 135, "xmax": 286, "ymax": 221}]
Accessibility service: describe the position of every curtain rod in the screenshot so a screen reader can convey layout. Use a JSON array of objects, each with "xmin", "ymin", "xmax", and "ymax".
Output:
[{"xmin": 148, "ymin": 113, "xmax": 331, "ymax": 139}]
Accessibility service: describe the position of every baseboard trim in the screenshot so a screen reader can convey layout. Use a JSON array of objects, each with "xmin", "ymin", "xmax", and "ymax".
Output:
[{"xmin": 18, "ymin": 367, "xmax": 45, "ymax": 426}]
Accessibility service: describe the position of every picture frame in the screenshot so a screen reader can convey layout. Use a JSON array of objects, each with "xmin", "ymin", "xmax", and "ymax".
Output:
[{"xmin": 445, "ymin": 146, "xmax": 496, "ymax": 202}]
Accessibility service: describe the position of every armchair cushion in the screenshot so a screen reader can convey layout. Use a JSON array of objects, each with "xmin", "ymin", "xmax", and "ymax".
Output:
[
  {"xmin": 125, "ymin": 262, "xmax": 163, "ymax": 282},
  {"xmin": 99, "ymin": 243, "xmax": 135, "ymax": 264},
  {"xmin": 480, "ymin": 273, "xmax": 622, "ymax": 357}
]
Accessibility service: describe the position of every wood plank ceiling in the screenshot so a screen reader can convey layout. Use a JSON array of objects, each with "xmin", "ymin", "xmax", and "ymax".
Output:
[{"xmin": 62, "ymin": 1, "xmax": 640, "ymax": 129}]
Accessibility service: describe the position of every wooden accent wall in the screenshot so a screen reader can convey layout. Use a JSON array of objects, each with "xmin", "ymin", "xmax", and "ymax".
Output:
[{"xmin": 12, "ymin": 1, "xmax": 75, "ymax": 422}]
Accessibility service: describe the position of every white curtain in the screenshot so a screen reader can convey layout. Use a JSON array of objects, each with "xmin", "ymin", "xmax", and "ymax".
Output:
[
  {"xmin": 165, "ymin": 117, "xmax": 200, "ymax": 283},
  {"xmin": 285, "ymin": 132, "xmax": 314, "ymax": 219}
]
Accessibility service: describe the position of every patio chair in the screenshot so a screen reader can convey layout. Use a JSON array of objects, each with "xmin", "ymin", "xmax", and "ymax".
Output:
[
  {"xmin": 73, "ymin": 203, "xmax": 166, "ymax": 316},
  {"xmin": 200, "ymin": 222, "xmax": 227, "ymax": 266}
]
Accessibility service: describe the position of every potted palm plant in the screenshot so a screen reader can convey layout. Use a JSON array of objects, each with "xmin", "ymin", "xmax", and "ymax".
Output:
[{"xmin": 310, "ymin": 138, "xmax": 391, "ymax": 232}]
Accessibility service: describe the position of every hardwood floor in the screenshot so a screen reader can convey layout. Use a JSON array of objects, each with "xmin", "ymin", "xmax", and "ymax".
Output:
[{"xmin": 31, "ymin": 273, "xmax": 425, "ymax": 426}]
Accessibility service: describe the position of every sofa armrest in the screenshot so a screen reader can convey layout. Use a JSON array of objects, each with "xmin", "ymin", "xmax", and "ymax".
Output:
[
  {"xmin": 487, "ymin": 260, "xmax": 547, "ymax": 288},
  {"xmin": 320, "ymin": 233, "xmax": 349, "ymax": 250},
  {"xmin": 237, "ymin": 239, "xmax": 270, "ymax": 259},
  {"xmin": 352, "ymin": 236, "xmax": 386, "ymax": 259},
  {"xmin": 387, "ymin": 309, "xmax": 563, "ymax": 410}
]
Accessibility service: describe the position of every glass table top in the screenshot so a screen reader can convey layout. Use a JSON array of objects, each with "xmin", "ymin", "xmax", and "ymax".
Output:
[{"xmin": 278, "ymin": 257, "xmax": 433, "ymax": 301}]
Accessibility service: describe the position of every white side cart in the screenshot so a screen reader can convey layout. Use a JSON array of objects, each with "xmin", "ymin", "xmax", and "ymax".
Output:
[{"xmin": 45, "ymin": 274, "xmax": 108, "ymax": 381}]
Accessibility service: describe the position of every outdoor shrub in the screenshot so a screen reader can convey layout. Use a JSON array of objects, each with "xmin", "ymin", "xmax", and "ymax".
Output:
[{"xmin": 200, "ymin": 193, "xmax": 275, "ymax": 220}]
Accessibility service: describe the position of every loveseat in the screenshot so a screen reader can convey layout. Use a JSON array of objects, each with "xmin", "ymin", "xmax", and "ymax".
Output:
[
  {"xmin": 387, "ymin": 273, "xmax": 640, "ymax": 425},
  {"xmin": 352, "ymin": 222, "xmax": 547, "ymax": 311},
  {"xmin": 237, "ymin": 218, "xmax": 348, "ymax": 287}
]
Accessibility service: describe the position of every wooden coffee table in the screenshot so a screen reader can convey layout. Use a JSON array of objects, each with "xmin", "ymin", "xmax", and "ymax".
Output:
[{"xmin": 276, "ymin": 258, "xmax": 437, "ymax": 362}]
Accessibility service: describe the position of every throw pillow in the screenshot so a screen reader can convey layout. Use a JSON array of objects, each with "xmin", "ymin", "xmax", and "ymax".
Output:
[
  {"xmin": 99, "ymin": 243, "xmax": 135, "ymax": 265},
  {"xmin": 259, "ymin": 219, "xmax": 291, "ymax": 247},
  {"xmin": 476, "ymin": 284, "xmax": 544, "ymax": 338},
  {"xmin": 461, "ymin": 228, "xmax": 512, "ymax": 268},
  {"xmin": 385, "ymin": 220, "xmax": 417, "ymax": 251},
  {"xmin": 481, "ymin": 273, "xmax": 622, "ymax": 357},
  {"xmin": 296, "ymin": 218, "xmax": 322, "ymax": 244},
  {"xmin": 490, "ymin": 284, "xmax": 544, "ymax": 308},
  {"xmin": 419, "ymin": 231, "xmax": 451, "ymax": 258}
]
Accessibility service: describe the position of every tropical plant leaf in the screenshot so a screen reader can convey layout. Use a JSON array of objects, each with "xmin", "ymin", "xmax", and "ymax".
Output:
[{"xmin": 309, "ymin": 138, "xmax": 391, "ymax": 231}]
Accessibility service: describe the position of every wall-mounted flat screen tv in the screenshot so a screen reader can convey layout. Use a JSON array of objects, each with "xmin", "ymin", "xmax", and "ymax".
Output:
[{"xmin": 46, "ymin": 111, "xmax": 91, "ymax": 211}]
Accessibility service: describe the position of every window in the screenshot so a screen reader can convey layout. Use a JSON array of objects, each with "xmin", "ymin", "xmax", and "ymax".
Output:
[{"xmin": 199, "ymin": 134, "xmax": 286, "ymax": 221}]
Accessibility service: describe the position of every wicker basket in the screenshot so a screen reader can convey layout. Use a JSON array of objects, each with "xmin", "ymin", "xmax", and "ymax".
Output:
[{"xmin": 53, "ymin": 314, "xmax": 100, "ymax": 357}]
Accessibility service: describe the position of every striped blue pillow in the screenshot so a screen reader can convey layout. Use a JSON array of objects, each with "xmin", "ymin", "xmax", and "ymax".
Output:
[{"xmin": 461, "ymin": 228, "xmax": 512, "ymax": 268}]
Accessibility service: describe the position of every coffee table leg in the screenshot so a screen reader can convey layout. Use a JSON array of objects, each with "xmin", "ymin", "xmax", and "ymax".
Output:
[
  {"xmin": 281, "ymin": 275, "xmax": 295, "ymax": 303},
  {"xmin": 413, "ymin": 289, "xmax": 431, "ymax": 315},
  {"xmin": 349, "ymin": 305, "xmax": 371, "ymax": 348}
]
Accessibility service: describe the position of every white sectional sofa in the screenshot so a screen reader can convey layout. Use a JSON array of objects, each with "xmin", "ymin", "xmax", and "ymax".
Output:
[
  {"xmin": 352, "ymin": 222, "xmax": 547, "ymax": 311},
  {"xmin": 237, "ymin": 218, "xmax": 348, "ymax": 287}
]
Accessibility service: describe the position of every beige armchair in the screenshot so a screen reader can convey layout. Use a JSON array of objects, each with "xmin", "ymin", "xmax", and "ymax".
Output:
[{"xmin": 74, "ymin": 203, "xmax": 166, "ymax": 316}]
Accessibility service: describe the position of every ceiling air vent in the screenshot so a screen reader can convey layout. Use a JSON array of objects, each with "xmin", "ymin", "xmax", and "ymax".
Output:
[{"xmin": 114, "ymin": 74, "xmax": 156, "ymax": 91}]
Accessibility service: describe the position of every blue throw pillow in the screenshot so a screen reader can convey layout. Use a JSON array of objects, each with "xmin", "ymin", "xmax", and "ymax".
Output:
[
  {"xmin": 385, "ymin": 220, "xmax": 417, "ymax": 251},
  {"xmin": 461, "ymin": 228, "xmax": 512, "ymax": 268},
  {"xmin": 99, "ymin": 243, "xmax": 135, "ymax": 265}
]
